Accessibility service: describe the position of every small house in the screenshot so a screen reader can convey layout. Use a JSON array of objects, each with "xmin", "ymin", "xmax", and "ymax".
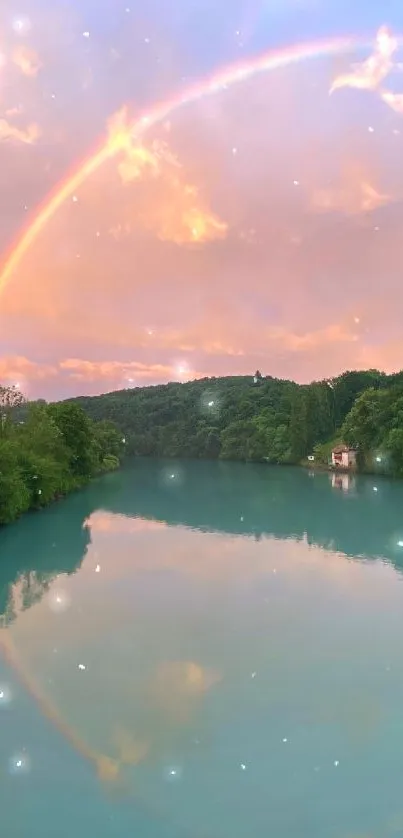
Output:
[{"xmin": 331, "ymin": 444, "xmax": 357, "ymax": 470}]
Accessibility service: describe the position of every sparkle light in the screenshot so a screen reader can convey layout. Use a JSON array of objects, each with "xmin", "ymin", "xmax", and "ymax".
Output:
[
  {"xmin": 48, "ymin": 589, "xmax": 71, "ymax": 613},
  {"xmin": 12, "ymin": 15, "xmax": 31, "ymax": 35},
  {"xmin": 201, "ymin": 390, "xmax": 220, "ymax": 417},
  {"xmin": 164, "ymin": 764, "xmax": 183, "ymax": 781},
  {"xmin": 9, "ymin": 752, "xmax": 30, "ymax": 775},
  {"xmin": 160, "ymin": 466, "xmax": 184, "ymax": 488},
  {"xmin": 175, "ymin": 361, "xmax": 190, "ymax": 380},
  {"xmin": 0, "ymin": 685, "xmax": 12, "ymax": 705}
]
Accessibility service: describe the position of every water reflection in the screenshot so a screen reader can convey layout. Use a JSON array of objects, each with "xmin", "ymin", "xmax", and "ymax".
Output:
[
  {"xmin": 330, "ymin": 472, "xmax": 356, "ymax": 494},
  {"xmin": 2, "ymin": 462, "xmax": 403, "ymax": 836},
  {"xmin": 2, "ymin": 461, "xmax": 403, "ymax": 612}
]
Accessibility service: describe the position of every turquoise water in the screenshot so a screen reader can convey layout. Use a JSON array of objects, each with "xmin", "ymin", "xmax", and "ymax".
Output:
[{"xmin": 2, "ymin": 460, "xmax": 403, "ymax": 837}]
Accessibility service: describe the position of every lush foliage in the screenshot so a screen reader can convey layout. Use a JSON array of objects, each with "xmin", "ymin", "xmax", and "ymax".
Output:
[
  {"xmin": 341, "ymin": 385, "xmax": 403, "ymax": 476},
  {"xmin": 70, "ymin": 368, "xmax": 403, "ymax": 470},
  {"xmin": 0, "ymin": 394, "xmax": 122, "ymax": 525},
  {"xmin": 3, "ymin": 367, "xmax": 402, "ymax": 529}
]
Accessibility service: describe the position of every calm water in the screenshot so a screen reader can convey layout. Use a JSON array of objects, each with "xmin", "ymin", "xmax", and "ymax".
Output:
[{"xmin": 2, "ymin": 461, "xmax": 403, "ymax": 837}]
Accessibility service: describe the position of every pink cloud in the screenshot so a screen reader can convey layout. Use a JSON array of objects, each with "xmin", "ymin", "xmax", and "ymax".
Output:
[
  {"xmin": 0, "ymin": 119, "xmax": 41, "ymax": 144},
  {"xmin": 12, "ymin": 46, "xmax": 42, "ymax": 77}
]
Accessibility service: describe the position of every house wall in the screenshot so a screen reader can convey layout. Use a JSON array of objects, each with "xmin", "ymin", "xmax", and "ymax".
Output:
[{"xmin": 332, "ymin": 451, "xmax": 357, "ymax": 469}]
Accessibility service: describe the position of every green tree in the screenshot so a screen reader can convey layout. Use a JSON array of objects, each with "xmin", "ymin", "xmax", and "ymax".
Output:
[
  {"xmin": 0, "ymin": 386, "xmax": 25, "ymax": 436},
  {"xmin": 48, "ymin": 402, "xmax": 95, "ymax": 478},
  {"xmin": 384, "ymin": 428, "xmax": 403, "ymax": 476},
  {"xmin": 0, "ymin": 438, "xmax": 30, "ymax": 523},
  {"xmin": 92, "ymin": 420, "xmax": 123, "ymax": 467},
  {"xmin": 342, "ymin": 388, "xmax": 387, "ymax": 451},
  {"xmin": 332, "ymin": 370, "xmax": 386, "ymax": 428}
]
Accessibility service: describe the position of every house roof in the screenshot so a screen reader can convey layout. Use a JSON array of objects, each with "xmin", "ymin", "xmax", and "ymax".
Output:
[{"xmin": 332, "ymin": 444, "xmax": 356, "ymax": 454}]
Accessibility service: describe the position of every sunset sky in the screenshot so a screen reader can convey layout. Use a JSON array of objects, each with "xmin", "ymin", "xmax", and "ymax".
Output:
[{"xmin": 1, "ymin": 0, "xmax": 403, "ymax": 399}]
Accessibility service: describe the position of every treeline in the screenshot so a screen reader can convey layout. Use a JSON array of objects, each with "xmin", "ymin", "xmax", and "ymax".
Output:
[
  {"xmin": 4, "ymin": 367, "xmax": 403, "ymax": 528},
  {"xmin": 68, "ymin": 368, "xmax": 403, "ymax": 475},
  {"xmin": 0, "ymin": 388, "xmax": 123, "ymax": 525}
]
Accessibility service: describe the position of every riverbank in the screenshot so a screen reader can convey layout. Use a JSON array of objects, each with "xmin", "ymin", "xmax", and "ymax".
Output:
[
  {"xmin": 300, "ymin": 459, "xmax": 359, "ymax": 475},
  {"xmin": 0, "ymin": 396, "xmax": 123, "ymax": 526}
]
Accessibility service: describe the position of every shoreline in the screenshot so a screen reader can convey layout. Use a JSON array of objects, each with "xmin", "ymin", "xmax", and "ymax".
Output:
[{"xmin": 0, "ymin": 460, "xmax": 120, "ymax": 529}]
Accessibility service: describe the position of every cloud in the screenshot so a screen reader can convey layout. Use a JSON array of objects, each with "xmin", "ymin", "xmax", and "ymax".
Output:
[
  {"xmin": 312, "ymin": 179, "xmax": 391, "ymax": 215},
  {"xmin": 4, "ymin": 46, "xmax": 403, "ymax": 400},
  {"xmin": 107, "ymin": 108, "xmax": 228, "ymax": 244},
  {"xmin": 330, "ymin": 25, "xmax": 403, "ymax": 120},
  {"xmin": 12, "ymin": 45, "xmax": 41, "ymax": 77},
  {"xmin": 4, "ymin": 105, "xmax": 24, "ymax": 117},
  {"xmin": 0, "ymin": 118, "xmax": 40, "ymax": 144},
  {"xmin": 330, "ymin": 26, "xmax": 397, "ymax": 95},
  {"xmin": 85, "ymin": 512, "xmax": 166, "ymax": 534},
  {"xmin": 0, "ymin": 356, "xmax": 56, "ymax": 385},
  {"xmin": 265, "ymin": 322, "xmax": 359, "ymax": 353},
  {"xmin": 380, "ymin": 89, "xmax": 403, "ymax": 114},
  {"xmin": 59, "ymin": 357, "xmax": 188, "ymax": 383}
]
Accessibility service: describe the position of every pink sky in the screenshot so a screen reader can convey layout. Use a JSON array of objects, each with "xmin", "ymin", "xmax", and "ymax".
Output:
[{"xmin": 1, "ymin": 9, "xmax": 403, "ymax": 399}]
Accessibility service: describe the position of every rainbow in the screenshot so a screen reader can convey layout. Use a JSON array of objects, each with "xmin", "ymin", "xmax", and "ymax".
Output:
[
  {"xmin": 0, "ymin": 33, "xmax": 374, "ymax": 293},
  {"xmin": 0, "ymin": 630, "xmax": 119, "ymax": 779}
]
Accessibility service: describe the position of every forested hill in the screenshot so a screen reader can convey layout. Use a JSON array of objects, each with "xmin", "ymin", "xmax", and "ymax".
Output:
[{"xmin": 69, "ymin": 368, "xmax": 403, "ymax": 474}]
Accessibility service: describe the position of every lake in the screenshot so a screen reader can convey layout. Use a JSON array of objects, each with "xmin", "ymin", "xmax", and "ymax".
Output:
[{"xmin": 2, "ymin": 459, "xmax": 403, "ymax": 838}]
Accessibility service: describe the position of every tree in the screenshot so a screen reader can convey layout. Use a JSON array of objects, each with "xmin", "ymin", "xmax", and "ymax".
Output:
[
  {"xmin": 0, "ymin": 438, "xmax": 30, "ymax": 523},
  {"xmin": 289, "ymin": 389, "xmax": 309, "ymax": 460},
  {"xmin": 48, "ymin": 402, "xmax": 95, "ymax": 478},
  {"xmin": 342, "ymin": 388, "xmax": 387, "ymax": 451},
  {"xmin": 49, "ymin": 369, "xmax": 403, "ymax": 476},
  {"xmin": 0, "ymin": 386, "xmax": 25, "ymax": 435},
  {"xmin": 92, "ymin": 420, "xmax": 123, "ymax": 466},
  {"xmin": 332, "ymin": 370, "xmax": 385, "ymax": 428},
  {"xmin": 0, "ymin": 399, "xmax": 122, "ymax": 525},
  {"xmin": 385, "ymin": 428, "xmax": 403, "ymax": 476}
]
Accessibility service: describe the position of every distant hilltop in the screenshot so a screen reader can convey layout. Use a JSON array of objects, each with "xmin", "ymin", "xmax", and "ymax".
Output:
[{"xmin": 61, "ymin": 369, "xmax": 403, "ymax": 477}]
